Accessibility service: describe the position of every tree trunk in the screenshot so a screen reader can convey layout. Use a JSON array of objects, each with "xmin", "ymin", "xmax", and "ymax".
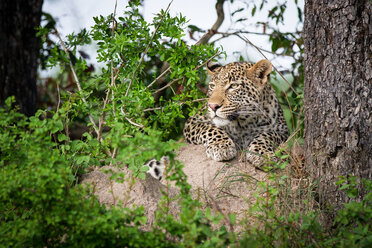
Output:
[
  {"xmin": 0, "ymin": 0, "xmax": 43, "ymax": 116},
  {"xmin": 303, "ymin": 0, "xmax": 372, "ymax": 210}
]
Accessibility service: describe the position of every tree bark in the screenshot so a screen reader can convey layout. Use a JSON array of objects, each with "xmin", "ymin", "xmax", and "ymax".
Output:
[
  {"xmin": 0, "ymin": 0, "xmax": 43, "ymax": 116},
  {"xmin": 303, "ymin": 0, "xmax": 372, "ymax": 210}
]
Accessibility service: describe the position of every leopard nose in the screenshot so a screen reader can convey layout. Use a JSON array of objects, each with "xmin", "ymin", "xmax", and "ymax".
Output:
[{"xmin": 209, "ymin": 103, "xmax": 221, "ymax": 112}]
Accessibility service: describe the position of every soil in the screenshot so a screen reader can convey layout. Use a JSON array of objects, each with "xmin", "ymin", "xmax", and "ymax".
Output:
[{"xmin": 81, "ymin": 143, "xmax": 269, "ymax": 230}]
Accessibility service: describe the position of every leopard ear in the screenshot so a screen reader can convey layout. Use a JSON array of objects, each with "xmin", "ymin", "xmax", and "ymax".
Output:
[
  {"xmin": 206, "ymin": 62, "xmax": 222, "ymax": 77},
  {"xmin": 247, "ymin": 59, "xmax": 272, "ymax": 85}
]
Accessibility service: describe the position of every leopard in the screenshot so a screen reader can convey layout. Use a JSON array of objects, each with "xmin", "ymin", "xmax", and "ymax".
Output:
[{"xmin": 145, "ymin": 59, "xmax": 289, "ymax": 179}]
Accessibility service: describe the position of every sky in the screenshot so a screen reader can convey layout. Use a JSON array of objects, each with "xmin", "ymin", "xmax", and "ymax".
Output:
[{"xmin": 42, "ymin": 0, "xmax": 304, "ymax": 74}]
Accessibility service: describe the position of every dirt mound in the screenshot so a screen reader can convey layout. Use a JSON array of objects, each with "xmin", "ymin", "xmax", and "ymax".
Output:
[{"xmin": 81, "ymin": 144, "xmax": 268, "ymax": 230}]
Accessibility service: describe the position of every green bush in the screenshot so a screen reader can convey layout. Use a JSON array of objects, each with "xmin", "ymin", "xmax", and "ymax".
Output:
[
  {"xmin": 0, "ymin": 98, "xmax": 235, "ymax": 247},
  {"xmin": 1, "ymin": 1, "xmax": 371, "ymax": 247}
]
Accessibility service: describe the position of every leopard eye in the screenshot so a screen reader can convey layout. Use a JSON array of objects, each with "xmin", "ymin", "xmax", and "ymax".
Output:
[
  {"xmin": 228, "ymin": 83, "xmax": 239, "ymax": 90},
  {"xmin": 209, "ymin": 83, "xmax": 216, "ymax": 90}
]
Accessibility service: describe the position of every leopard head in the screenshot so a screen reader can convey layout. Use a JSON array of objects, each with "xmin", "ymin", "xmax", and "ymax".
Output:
[{"xmin": 206, "ymin": 59, "xmax": 272, "ymax": 127}]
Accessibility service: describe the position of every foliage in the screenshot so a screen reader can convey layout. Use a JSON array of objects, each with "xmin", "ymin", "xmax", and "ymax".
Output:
[
  {"xmin": 1, "ymin": 1, "xmax": 370, "ymax": 247},
  {"xmin": 238, "ymin": 157, "xmax": 372, "ymax": 248},
  {"xmin": 2, "ymin": 1, "xmax": 233, "ymax": 246},
  {"xmin": 0, "ymin": 99, "xmax": 233, "ymax": 247},
  {"xmin": 0, "ymin": 98, "xmax": 169, "ymax": 247},
  {"xmin": 2, "ymin": 101, "xmax": 369, "ymax": 247}
]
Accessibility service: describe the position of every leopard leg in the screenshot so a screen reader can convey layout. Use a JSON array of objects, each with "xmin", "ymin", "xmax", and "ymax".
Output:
[
  {"xmin": 246, "ymin": 131, "xmax": 285, "ymax": 168},
  {"xmin": 184, "ymin": 115, "xmax": 237, "ymax": 161}
]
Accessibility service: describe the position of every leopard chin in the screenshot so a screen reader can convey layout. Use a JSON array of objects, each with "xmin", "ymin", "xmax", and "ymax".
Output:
[{"xmin": 212, "ymin": 117, "xmax": 231, "ymax": 127}]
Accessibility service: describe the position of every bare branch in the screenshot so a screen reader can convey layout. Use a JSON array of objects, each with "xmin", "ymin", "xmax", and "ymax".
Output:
[
  {"xmin": 110, "ymin": 0, "xmax": 118, "ymax": 117},
  {"xmin": 97, "ymin": 92, "xmax": 110, "ymax": 142},
  {"xmin": 150, "ymin": 50, "xmax": 221, "ymax": 95},
  {"xmin": 53, "ymin": 28, "xmax": 99, "ymax": 135},
  {"xmin": 146, "ymin": 66, "xmax": 171, "ymax": 90},
  {"xmin": 126, "ymin": 0, "xmax": 174, "ymax": 96},
  {"xmin": 237, "ymin": 34, "xmax": 299, "ymax": 96},
  {"xmin": 224, "ymin": 32, "xmax": 294, "ymax": 57},
  {"xmin": 120, "ymin": 107, "xmax": 144, "ymax": 129},
  {"xmin": 56, "ymin": 82, "xmax": 61, "ymax": 112},
  {"xmin": 194, "ymin": 50, "xmax": 222, "ymax": 70},
  {"xmin": 196, "ymin": 0, "xmax": 226, "ymax": 45},
  {"xmin": 143, "ymin": 98, "xmax": 207, "ymax": 112},
  {"xmin": 153, "ymin": 78, "xmax": 182, "ymax": 95},
  {"xmin": 143, "ymin": 107, "xmax": 163, "ymax": 112},
  {"xmin": 97, "ymin": 0, "xmax": 119, "ymax": 142}
]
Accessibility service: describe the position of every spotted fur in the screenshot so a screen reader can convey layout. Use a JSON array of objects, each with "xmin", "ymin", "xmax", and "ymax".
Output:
[
  {"xmin": 183, "ymin": 59, "xmax": 289, "ymax": 167},
  {"xmin": 143, "ymin": 156, "xmax": 168, "ymax": 180}
]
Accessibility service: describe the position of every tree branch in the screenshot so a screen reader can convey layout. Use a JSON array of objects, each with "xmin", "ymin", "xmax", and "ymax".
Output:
[
  {"xmin": 125, "ymin": 0, "xmax": 174, "ymax": 96},
  {"xmin": 143, "ymin": 98, "xmax": 207, "ymax": 112},
  {"xmin": 53, "ymin": 28, "xmax": 99, "ymax": 135},
  {"xmin": 150, "ymin": 51, "xmax": 221, "ymax": 96},
  {"xmin": 237, "ymin": 34, "xmax": 298, "ymax": 96},
  {"xmin": 196, "ymin": 0, "xmax": 226, "ymax": 45},
  {"xmin": 145, "ymin": 66, "xmax": 171, "ymax": 90},
  {"xmin": 120, "ymin": 107, "xmax": 144, "ymax": 129}
]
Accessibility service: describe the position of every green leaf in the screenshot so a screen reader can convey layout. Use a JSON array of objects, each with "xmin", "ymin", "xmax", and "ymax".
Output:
[
  {"xmin": 51, "ymin": 120, "xmax": 64, "ymax": 133},
  {"xmin": 76, "ymin": 155, "xmax": 90, "ymax": 165},
  {"xmin": 229, "ymin": 213, "xmax": 236, "ymax": 225},
  {"xmin": 138, "ymin": 172, "xmax": 146, "ymax": 180},
  {"xmin": 57, "ymin": 133, "xmax": 68, "ymax": 142},
  {"xmin": 232, "ymin": 7, "xmax": 244, "ymax": 16},
  {"xmin": 188, "ymin": 25, "xmax": 203, "ymax": 32},
  {"xmin": 251, "ymin": 5, "xmax": 257, "ymax": 16}
]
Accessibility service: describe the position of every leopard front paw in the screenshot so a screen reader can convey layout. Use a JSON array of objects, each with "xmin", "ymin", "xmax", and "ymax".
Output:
[{"xmin": 206, "ymin": 143, "xmax": 237, "ymax": 161}]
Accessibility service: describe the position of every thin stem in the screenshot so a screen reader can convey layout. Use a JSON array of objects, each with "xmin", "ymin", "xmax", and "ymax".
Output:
[
  {"xmin": 215, "ymin": 32, "xmax": 294, "ymax": 57},
  {"xmin": 153, "ymin": 78, "xmax": 182, "ymax": 95},
  {"xmin": 194, "ymin": 51, "xmax": 222, "ymax": 70},
  {"xmin": 125, "ymin": 0, "xmax": 174, "ymax": 96},
  {"xmin": 151, "ymin": 51, "xmax": 221, "ymax": 95},
  {"xmin": 97, "ymin": 92, "xmax": 110, "ymax": 142},
  {"xmin": 143, "ymin": 98, "xmax": 207, "ymax": 112},
  {"xmin": 98, "ymin": 0, "xmax": 118, "ymax": 142},
  {"xmin": 111, "ymin": 0, "xmax": 118, "ymax": 117},
  {"xmin": 120, "ymin": 107, "xmax": 144, "ymax": 129},
  {"xmin": 56, "ymin": 82, "xmax": 61, "ymax": 111},
  {"xmin": 237, "ymin": 34, "xmax": 298, "ymax": 96},
  {"xmin": 53, "ymin": 28, "xmax": 99, "ymax": 135},
  {"xmin": 146, "ymin": 67, "xmax": 171, "ymax": 90}
]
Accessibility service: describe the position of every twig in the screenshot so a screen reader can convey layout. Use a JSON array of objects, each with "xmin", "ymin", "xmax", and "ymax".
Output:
[
  {"xmin": 151, "ymin": 51, "xmax": 221, "ymax": 95},
  {"xmin": 143, "ymin": 98, "xmax": 207, "ymax": 112},
  {"xmin": 53, "ymin": 28, "xmax": 99, "ymax": 135},
  {"xmin": 56, "ymin": 82, "xmax": 61, "ymax": 111},
  {"xmin": 180, "ymin": 98, "xmax": 207, "ymax": 106},
  {"xmin": 108, "ymin": 147, "xmax": 118, "ymax": 166},
  {"xmin": 97, "ymin": 0, "xmax": 119, "ymax": 142},
  {"xmin": 143, "ymin": 107, "xmax": 163, "ymax": 112},
  {"xmin": 146, "ymin": 67, "xmax": 171, "ymax": 90},
  {"xmin": 237, "ymin": 34, "xmax": 299, "ymax": 96},
  {"xmin": 111, "ymin": 0, "xmax": 118, "ymax": 117},
  {"xmin": 97, "ymin": 92, "xmax": 110, "ymax": 142},
  {"xmin": 63, "ymin": 94, "xmax": 73, "ymax": 139},
  {"xmin": 120, "ymin": 107, "xmax": 144, "ymax": 129},
  {"xmin": 214, "ymin": 32, "xmax": 293, "ymax": 57},
  {"xmin": 194, "ymin": 50, "xmax": 222, "ymax": 70},
  {"xmin": 153, "ymin": 78, "xmax": 182, "ymax": 95},
  {"xmin": 125, "ymin": 0, "xmax": 174, "ymax": 96}
]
